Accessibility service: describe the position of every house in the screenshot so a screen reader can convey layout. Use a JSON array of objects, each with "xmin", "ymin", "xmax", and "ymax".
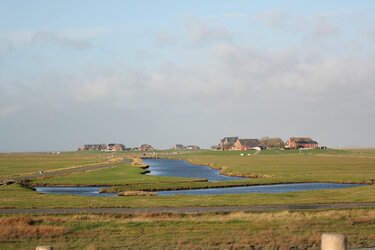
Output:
[
  {"xmin": 219, "ymin": 137, "xmax": 238, "ymax": 150},
  {"xmin": 81, "ymin": 144, "xmax": 106, "ymax": 151},
  {"xmin": 140, "ymin": 144, "xmax": 155, "ymax": 151},
  {"xmin": 107, "ymin": 143, "xmax": 126, "ymax": 151},
  {"xmin": 172, "ymin": 144, "xmax": 185, "ymax": 150},
  {"xmin": 235, "ymin": 139, "xmax": 261, "ymax": 150},
  {"xmin": 285, "ymin": 137, "xmax": 319, "ymax": 149},
  {"xmin": 186, "ymin": 145, "xmax": 200, "ymax": 150}
]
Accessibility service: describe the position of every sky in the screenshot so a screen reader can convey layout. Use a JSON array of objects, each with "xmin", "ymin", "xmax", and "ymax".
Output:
[{"xmin": 1, "ymin": 0, "xmax": 375, "ymax": 152}]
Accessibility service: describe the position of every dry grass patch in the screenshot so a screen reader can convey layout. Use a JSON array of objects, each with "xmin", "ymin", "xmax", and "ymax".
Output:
[
  {"xmin": 118, "ymin": 190, "xmax": 157, "ymax": 196},
  {"xmin": 0, "ymin": 216, "xmax": 69, "ymax": 239}
]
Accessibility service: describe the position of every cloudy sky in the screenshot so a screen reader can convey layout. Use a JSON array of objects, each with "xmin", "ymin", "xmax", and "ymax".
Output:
[{"xmin": 1, "ymin": 0, "xmax": 375, "ymax": 151}]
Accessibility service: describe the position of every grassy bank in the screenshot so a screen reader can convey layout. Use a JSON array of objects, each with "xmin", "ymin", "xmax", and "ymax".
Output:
[
  {"xmin": 32, "ymin": 163, "xmax": 197, "ymax": 187},
  {"xmin": 1, "ymin": 209, "xmax": 375, "ymax": 249},
  {"xmin": 1, "ymin": 182, "xmax": 375, "ymax": 209}
]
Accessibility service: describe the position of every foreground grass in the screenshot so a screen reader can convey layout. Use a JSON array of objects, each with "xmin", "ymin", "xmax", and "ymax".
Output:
[{"xmin": 1, "ymin": 209, "xmax": 375, "ymax": 249}]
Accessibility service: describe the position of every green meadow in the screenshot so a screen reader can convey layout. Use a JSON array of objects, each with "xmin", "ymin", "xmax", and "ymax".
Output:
[
  {"xmin": 0, "ymin": 148, "xmax": 375, "ymax": 209},
  {"xmin": 1, "ymin": 149, "xmax": 375, "ymax": 249},
  {"xmin": 0, "ymin": 152, "xmax": 112, "ymax": 179}
]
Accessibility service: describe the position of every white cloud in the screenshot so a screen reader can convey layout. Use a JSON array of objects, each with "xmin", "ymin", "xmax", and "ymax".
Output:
[
  {"xmin": 0, "ymin": 38, "xmax": 12, "ymax": 54},
  {"xmin": 0, "ymin": 27, "xmax": 113, "ymax": 50},
  {"xmin": 0, "ymin": 105, "xmax": 21, "ymax": 117},
  {"xmin": 311, "ymin": 15, "xmax": 340, "ymax": 39},
  {"xmin": 251, "ymin": 10, "xmax": 306, "ymax": 33},
  {"xmin": 210, "ymin": 43, "xmax": 375, "ymax": 104},
  {"xmin": 32, "ymin": 31, "xmax": 91, "ymax": 50},
  {"xmin": 154, "ymin": 31, "xmax": 177, "ymax": 47},
  {"xmin": 181, "ymin": 14, "xmax": 232, "ymax": 46}
]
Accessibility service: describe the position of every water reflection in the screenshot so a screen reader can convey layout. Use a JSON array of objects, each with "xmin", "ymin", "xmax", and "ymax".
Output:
[
  {"xmin": 36, "ymin": 186, "xmax": 117, "ymax": 197},
  {"xmin": 143, "ymin": 158, "xmax": 247, "ymax": 182},
  {"xmin": 157, "ymin": 183, "xmax": 366, "ymax": 196}
]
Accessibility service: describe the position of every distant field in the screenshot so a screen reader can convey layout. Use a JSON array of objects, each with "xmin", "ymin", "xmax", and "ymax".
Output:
[
  {"xmin": 345, "ymin": 148, "xmax": 375, "ymax": 155},
  {"xmin": 0, "ymin": 151, "xmax": 120, "ymax": 179},
  {"xmin": 167, "ymin": 149, "xmax": 375, "ymax": 183}
]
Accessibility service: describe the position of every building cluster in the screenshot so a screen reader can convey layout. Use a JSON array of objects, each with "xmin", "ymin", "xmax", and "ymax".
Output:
[
  {"xmin": 79, "ymin": 143, "xmax": 155, "ymax": 152},
  {"xmin": 218, "ymin": 136, "xmax": 319, "ymax": 151},
  {"xmin": 171, "ymin": 144, "xmax": 200, "ymax": 150}
]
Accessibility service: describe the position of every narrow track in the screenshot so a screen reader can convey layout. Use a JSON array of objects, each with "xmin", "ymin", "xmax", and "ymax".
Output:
[
  {"xmin": 0, "ymin": 160, "xmax": 127, "ymax": 182},
  {"xmin": 1, "ymin": 203, "xmax": 375, "ymax": 214}
]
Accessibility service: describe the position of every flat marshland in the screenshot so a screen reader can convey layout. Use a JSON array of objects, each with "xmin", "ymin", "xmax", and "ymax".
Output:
[
  {"xmin": 1, "ymin": 149, "xmax": 375, "ymax": 249},
  {"xmin": 1, "ymin": 149, "xmax": 375, "ymax": 208},
  {"xmin": 1, "ymin": 209, "xmax": 375, "ymax": 249}
]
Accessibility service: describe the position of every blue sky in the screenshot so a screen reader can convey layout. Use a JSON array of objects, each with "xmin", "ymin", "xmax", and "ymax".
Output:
[{"xmin": 1, "ymin": 1, "xmax": 375, "ymax": 151}]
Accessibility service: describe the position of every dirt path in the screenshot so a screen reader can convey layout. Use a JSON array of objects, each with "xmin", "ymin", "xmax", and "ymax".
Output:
[
  {"xmin": 1, "ymin": 203, "xmax": 375, "ymax": 214},
  {"xmin": 0, "ymin": 160, "xmax": 127, "ymax": 182}
]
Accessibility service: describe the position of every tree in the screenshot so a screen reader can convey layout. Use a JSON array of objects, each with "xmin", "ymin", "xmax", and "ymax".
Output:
[{"xmin": 260, "ymin": 137, "xmax": 284, "ymax": 149}]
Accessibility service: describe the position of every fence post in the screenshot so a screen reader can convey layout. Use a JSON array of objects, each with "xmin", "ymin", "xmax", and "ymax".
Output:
[
  {"xmin": 36, "ymin": 246, "xmax": 53, "ymax": 250},
  {"xmin": 321, "ymin": 233, "xmax": 347, "ymax": 250}
]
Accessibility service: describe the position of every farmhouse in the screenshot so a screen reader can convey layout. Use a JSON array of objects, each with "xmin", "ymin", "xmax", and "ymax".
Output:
[
  {"xmin": 107, "ymin": 144, "xmax": 126, "ymax": 151},
  {"xmin": 172, "ymin": 144, "xmax": 185, "ymax": 150},
  {"xmin": 219, "ymin": 137, "xmax": 239, "ymax": 150},
  {"xmin": 186, "ymin": 145, "xmax": 200, "ymax": 150},
  {"xmin": 81, "ymin": 144, "xmax": 106, "ymax": 151},
  {"xmin": 285, "ymin": 137, "xmax": 319, "ymax": 149},
  {"xmin": 235, "ymin": 139, "xmax": 261, "ymax": 150},
  {"xmin": 140, "ymin": 144, "xmax": 155, "ymax": 151}
]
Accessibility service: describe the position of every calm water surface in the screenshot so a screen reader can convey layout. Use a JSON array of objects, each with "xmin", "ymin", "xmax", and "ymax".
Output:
[
  {"xmin": 142, "ymin": 158, "xmax": 247, "ymax": 181},
  {"xmin": 157, "ymin": 183, "xmax": 365, "ymax": 196},
  {"xmin": 36, "ymin": 186, "xmax": 117, "ymax": 197}
]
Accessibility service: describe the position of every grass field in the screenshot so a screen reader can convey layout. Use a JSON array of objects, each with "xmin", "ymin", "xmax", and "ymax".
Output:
[
  {"xmin": 1, "ymin": 209, "xmax": 375, "ymax": 249},
  {"xmin": 1, "ymin": 148, "xmax": 375, "ymax": 209},
  {"xmin": 1, "ymin": 149, "xmax": 375, "ymax": 249},
  {"xmin": 0, "ymin": 152, "xmax": 116, "ymax": 179},
  {"xmin": 166, "ymin": 149, "xmax": 375, "ymax": 183}
]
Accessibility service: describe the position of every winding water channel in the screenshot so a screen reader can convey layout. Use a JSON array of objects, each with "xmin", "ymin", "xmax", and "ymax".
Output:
[
  {"xmin": 142, "ymin": 158, "xmax": 247, "ymax": 181},
  {"xmin": 36, "ymin": 158, "xmax": 366, "ymax": 196}
]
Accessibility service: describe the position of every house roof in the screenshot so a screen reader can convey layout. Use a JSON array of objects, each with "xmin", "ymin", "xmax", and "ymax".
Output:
[
  {"xmin": 290, "ymin": 137, "xmax": 313, "ymax": 142},
  {"xmin": 222, "ymin": 137, "xmax": 238, "ymax": 144},
  {"xmin": 84, "ymin": 144, "xmax": 106, "ymax": 147},
  {"xmin": 289, "ymin": 137, "xmax": 318, "ymax": 144},
  {"xmin": 238, "ymin": 139, "xmax": 260, "ymax": 147}
]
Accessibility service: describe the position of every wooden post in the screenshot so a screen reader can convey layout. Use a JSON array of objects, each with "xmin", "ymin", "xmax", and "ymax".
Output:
[
  {"xmin": 36, "ymin": 246, "xmax": 53, "ymax": 250},
  {"xmin": 321, "ymin": 233, "xmax": 347, "ymax": 250}
]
